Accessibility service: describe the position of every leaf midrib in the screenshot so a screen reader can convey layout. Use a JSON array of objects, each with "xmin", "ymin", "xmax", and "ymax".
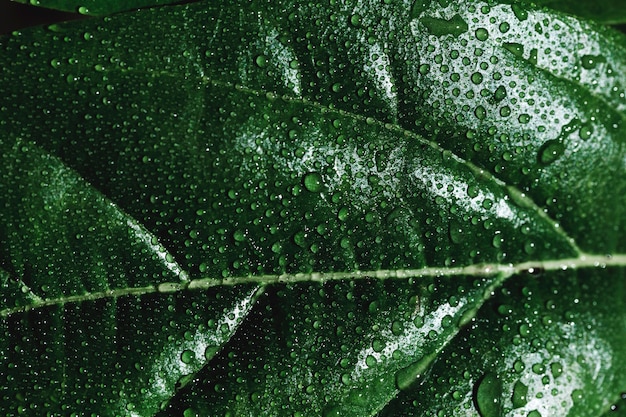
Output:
[{"xmin": 3, "ymin": 253, "xmax": 625, "ymax": 318}]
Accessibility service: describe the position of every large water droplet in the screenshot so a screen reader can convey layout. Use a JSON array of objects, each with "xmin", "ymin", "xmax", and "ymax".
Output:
[
  {"xmin": 395, "ymin": 355, "xmax": 429, "ymax": 391},
  {"xmin": 538, "ymin": 139, "xmax": 565, "ymax": 166},
  {"xmin": 420, "ymin": 14, "xmax": 468, "ymax": 37},
  {"xmin": 503, "ymin": 42, "xmax": 524, "ymax": 59},
  {"xmin": 474, "ymin": 372, "xmax": 503, "ymax": 417},
  {"xmin": 581, "ymin": 54, "xmax": 605, "ymax": 70},
  {"xmin": 303, "ymin": 172, "xmax": 323, "ymax": 192},
  {"xmin": 512, "ymin": 380, "xmax": 528, "ymax": 408}
]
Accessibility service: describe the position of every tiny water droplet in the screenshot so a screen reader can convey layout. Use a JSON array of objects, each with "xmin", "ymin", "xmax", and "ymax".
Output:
[{"xmin": 77, "ymin": 6, "xmax": 89, "ymax": 14}]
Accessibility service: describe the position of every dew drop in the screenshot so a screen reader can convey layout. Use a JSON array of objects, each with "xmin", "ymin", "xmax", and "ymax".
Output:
[
  {"xmin": 303, "ymin": 172, "xmax": 323, "ymax": 192},
  {"xmin": 550, "ymin": 362, "xmax": 563, "ymax": 378},
  {"xmin": 538, "ymin": 139, "xmax": 565, "ymax": 166},
  {"xmin": 503, "ymin": 42, "xmax": 524, "ymax": 59},
  {"xmin": 180, "ymin": 349, "xmax": 194, "ymax": 364},
  {"xmin": 204, "ymin": 345, "xmax": 220, "ymax": 360},
  {"xmin": 233, "ymin": 230, "xmax": 245, "ymax": 242},
  {"xmin": 474, "ymin": 105, "xmax": 487, "ymax": 120},
  {"xmin": 77, "ymin": 6, "xmax": 89, "ymax": 14},
  {"xmin": 420, "ymin": 14, "xmax": 468, "ymax": 37},
  {"xmin": 255, "ymin": 55, "xmax": 268, "ymax": 68},
  {"xmin": 511, "ymin": 4, "xmax": 528, "ymax": 21},
  {"xmin": 579, "ymin": 123, "xmax": 593, "ymax": 140},
  {"xmin": 471, "ymin": 72, "xmax": 483, "ymax": 85},
  {"xmin": 475, "ymin": 28, "xmax": 489, "ymax": 41},
  {"xmin": 474, "ymin": 373, "xmax": 503, "ymax": 417},
  {"xmin": 581, "ymin": 54, "xmax": 605, "ymax": 70},
  {"xmin": 571, "ymin": 389, "xmax": 583, "ymax": 403},
  {"xmin": 350, "ymin": 14, "xmax": 362, "ymax": 27},
  {"xmin": 493, "ymin": 85, "xmax": 507, "ymax": 102},
  {"xmin": 395, "ymin": 356, "xmax": 428, "ymax": 391},
  {"xmin": 512, "ymin": 380, "xmax": 528, "ymax": 408}
]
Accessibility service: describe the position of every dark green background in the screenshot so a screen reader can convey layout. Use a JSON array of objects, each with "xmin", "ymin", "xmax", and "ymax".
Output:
[{"xmin": 0, "ymin": 0, "xmax": 85, "ymax": 35}]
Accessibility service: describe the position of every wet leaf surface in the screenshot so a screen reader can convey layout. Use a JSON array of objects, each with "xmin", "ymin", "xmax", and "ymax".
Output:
[{"xmin": 1, "ymin": 0, "xmax": 625, "ymax": 415}]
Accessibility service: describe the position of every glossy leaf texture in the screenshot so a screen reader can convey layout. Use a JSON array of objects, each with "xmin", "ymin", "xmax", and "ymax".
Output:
[
  {"xmin": 514, "ymin": 0, "xmax": 626, "ymax": 24},
  {"xmin": 0, "ymin": 0, "xmax": 625, "ymax": 415},
  {"xmin": 9, "ymin": 0, "xmax": 185, "ymax": 16}
]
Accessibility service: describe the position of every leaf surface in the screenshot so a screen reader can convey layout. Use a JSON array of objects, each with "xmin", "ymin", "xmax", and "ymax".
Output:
[
  {"xmin": 9, "ymin": 0, "xmax": 184, "ymax": 16},
  {"xmin": 515, "ymin": 0, "xmax": 626, "ymax": 24},
  {"xmin": 1, "ymin": 0, "xmax": 626, "ymax": 415}
]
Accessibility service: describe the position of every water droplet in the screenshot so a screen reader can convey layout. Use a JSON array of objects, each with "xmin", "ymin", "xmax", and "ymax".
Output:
[
  {"xmin": 180, "ymin": 349, "xmax": 194, "ymax": 364},
  {"xmin": 474, "ymin": 373, "xmax": 503, "ymax": 417},
  {"xmin": 255, "ymin": 55, "xmax": 268, "ymax": 68},
  {"xmin": 303, "ymin": 172, "xmax": 323, "ymax": 192},
  {"xmin": 581, "ymin": 54, "xmax": 605, "ymax": 70},
  {"xmin": 350, "ymin": 14, "xmax": 362, "ymax": 27},
  {"xmin": 204, "ymin": 345, "xmax": 220, "ymax": 360},
  {"xmin": 233, "ymin": 230, "xmax": 246, "ymax": 242},
  {"xmin": 550, "ymin": 362, "xmax": 563, "ymax": 378},
  {"xmin": 322, "ymin": 405, "xmax": 342, "ymax": 417},
  {"xmin": 503, "ymin": 42, "xmax": 524, "ymax": 59},
  {"xmin": 571, "ymin": 388, "xmax": 583, "ymax": 403},
  {"xmin": 420, "ymin": 14, "xmax": 468, "ymax": 37},
  {"xmin": 474, "ymin": 105, "xmax": 487, "ymax": 120},
  {"xmin": 538, "ymin": 139, "xmax": 565, "ymax": 166},
  {"xmin": 512, "ymin": 380, "xmax": 528, "ymax": 408},
  {"xmin": 395, "ymin": 356, "xmax": 429, "ymax": 391},
  {"xmin": 271, "ymin": 241, "xmax": 283, "ymax": 253},
  {"xmin": 518, "ymin": 114, "xmax": 531, "ymax": 124},
  {"xmin": 511, "ymin": 4, "xmax": 528, "ymax": 21},
  {"xmin": 493, "ymin": 86, "xmax": 507, "ymax": 102},
  {"xmin": 77, "ymin": 6, "xmax": 89, "ymax": 14},
  {"xmin": 475, "ymin": 28, "xmax": 489, "ymax": 41},
  {"xmin": 499, "ymin": 22, "xmax": 510, "ymax": 33},
  {"xmin": 183, "ymin": 408, "xmax": 198, "ymax": 417},
  {"xmin": 471, "ymin": 72, "xmax": 484, "ymax": 85},
  {"xmin": 579, "ymin": 123, "xmax": 593, "ymax": 140}
]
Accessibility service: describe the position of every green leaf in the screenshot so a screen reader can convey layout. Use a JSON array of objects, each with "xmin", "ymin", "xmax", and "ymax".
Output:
[
  {"xmin": 1, "ymin": 0, "xmax": 625, "ymax": 415},
  {"xmin": 9, "ymin": 0, "xmax": 184, "ymax": 16},
  {"xmin": 514, "ymin": 0, "xmax": 626, "ymax": 25}
]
